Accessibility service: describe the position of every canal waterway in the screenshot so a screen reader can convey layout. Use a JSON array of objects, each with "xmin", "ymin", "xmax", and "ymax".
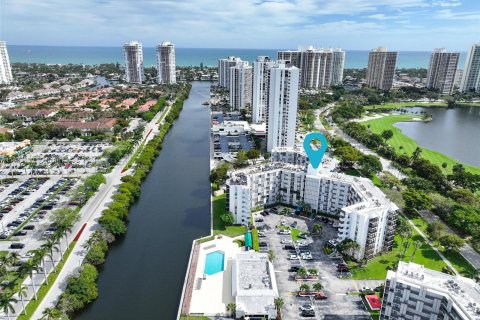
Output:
[
  {"xmin": 394, "ymin": 106, "xmax": 480, "ymax": 167},
  {"xmin": 76, "ymin": 81, "xmax": 212, "ymax": 319}
]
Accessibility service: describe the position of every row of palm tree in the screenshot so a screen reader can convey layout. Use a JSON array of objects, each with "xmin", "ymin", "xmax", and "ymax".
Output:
[{"xmin": 0, "ymin": 214, "xmax": 74, "ymax": 319}]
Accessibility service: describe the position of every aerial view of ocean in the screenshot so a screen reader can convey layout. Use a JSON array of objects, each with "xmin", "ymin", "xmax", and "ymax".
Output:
[{"xmin": 8, "ymin": 45, "xmax": 466, "ymax": 69}]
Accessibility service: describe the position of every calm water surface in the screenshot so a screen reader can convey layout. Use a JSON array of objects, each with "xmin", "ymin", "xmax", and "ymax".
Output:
[
  {"xmin": 76, "ymin": 81, "xmax": 211, "ymax": 320},
  {"xmin": 394, "ymin": 106, "xmax": 480, "ymax": 167}
]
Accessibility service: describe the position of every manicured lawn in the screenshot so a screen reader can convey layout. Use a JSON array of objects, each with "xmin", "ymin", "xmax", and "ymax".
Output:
[
  {"xmin": 362, "ymin": 115, "xmax": 480, "ymax": 174},
  {"xmin": 212, "ymin": 195, "xmax": 247, "ymax": 237},
  {"xmin": 372, "ymin": 175, "xmax": 382, "ymax": 187},
  {"xmin": 349, "ymin": 233, "xmax": 447, "ymax": 280},
  {"xmin": 0, "ymin": 251, "xmax": 8, "ymax": 258},
  {"xmin": 252, "ymin": 229, "xmax": 259, "ymax": 251},
  {"xmin": 320, "ymin": 115, "xmax": 333, "ymax": 130},
  {"xmin": 17, "ymin": 242, "xmax": 76, "ymax": 320},
  {"xmin": 410, "ymin": 216, "xmax": 429, "ymax": 234},
  {"xmin": 291, "ymin": 228, "xmax": 304, "ymax": 241}
]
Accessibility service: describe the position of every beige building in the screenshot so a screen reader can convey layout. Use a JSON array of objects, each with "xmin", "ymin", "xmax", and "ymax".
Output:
[
  {"xmin": 156, "ymin": 41, "xmax": 176, "ymax": 84},
  {"xmin": 426, "ymin": 48, "xmax": 459, "ymax": 95},
  {"xmin": 366, "ymin": 47, "xmax": 398, "ymax": 91},
  {"xmin": 123, "ymin": 41, "xmax": 144, "ymax": 83}
]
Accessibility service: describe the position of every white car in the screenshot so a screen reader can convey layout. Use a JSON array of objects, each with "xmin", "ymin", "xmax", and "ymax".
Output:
[
  {"xmin": 279, "ymin": 229, "xmax": 291, "ymax": 235},
  {"xmin": 289, "ymin": 254, "xmax": 299, "ymax": 260},
  {"xmin": 22, "ymin": 252, "xmax": 35, "ymax": 259},
  {"xmin": 300, "ymin": 304, "xmax": 314, "ymax": 311},
  {"xmin": 281, "ymin": 239, "xmax": 292, "ymax": 244},
  {"xmin": 302, "ymin": 254, "xmax": 313, "ymax": 260},
  {"xmin": 297, "ymin": 240, "xmax": 308, "ymax": 246},
  {"xmin": 280, "ymin": 220, "xmax": 288, "ymax": 226}
]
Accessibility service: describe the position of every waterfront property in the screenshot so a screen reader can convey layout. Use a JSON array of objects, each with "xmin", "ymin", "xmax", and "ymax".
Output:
[
  {"xmin": 226, "ymin": 147, "xmax": 398, "ymax": 260},
  {"xmin": 381, "ymin": 261, "xmax": 480, "ymax": 320}
]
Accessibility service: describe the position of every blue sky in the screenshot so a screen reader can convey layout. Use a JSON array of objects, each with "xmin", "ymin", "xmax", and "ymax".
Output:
[{"xmin": 1, "ymin": 0, "xmax": 479, "ymax": 50}]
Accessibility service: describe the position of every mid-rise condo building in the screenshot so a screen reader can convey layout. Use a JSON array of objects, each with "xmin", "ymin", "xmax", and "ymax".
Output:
[
  {"xmin": 266, "ymin": 61, "xmax": 299, "ymax": 152},
  {"xmin": 426, "ymin": 48, "xmax": 459, "ymax": 95},
  {"xmin": 381, "ymin": 261, "xmax": 480, "ymax": 320},
  {"xmin": 0, "ymin": 41, "xmax": 13, "ymax": 84},
  {"xmin": 218, "ymin": 56, "xmax": 242, "ymax": 88},
  {"xmin": 277, "ymin": 46, "xmax": 345, "ymax": 88},
  {"xmin": 226, "ymin": 148, "xmax": 398, "ymax": 260},
  {"xmin": 123, "ymin": 41, "xmax": 144, "ymax": 84},
  {"xmin": 229, "ymin": 61, "xmax": 253, "ymax": 110},
  {"xmin": 460, "ymin": 43, "xmax": 480, "ymax": 93},
  {"xmin": 252, "ymin": 56, "xmax": 274, "ymax": 123},
  {"xmin": 156, "ymin": 41, "xmax": 176, "ymax": 84},
  {"xmin": 366, "ymin": 47, "xmax": 398, "ymax": 91}
]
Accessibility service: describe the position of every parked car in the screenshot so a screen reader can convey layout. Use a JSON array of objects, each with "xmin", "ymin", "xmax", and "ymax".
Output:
[
  {"xmin": 298, "ymin": 233, "xmax": 309, "ymax": 239},
  {"xmin": 300, "ymin": 304, "xmax": 314, "ymax": 311},
  {"xmin": 254, "ymin": 218, "xmax": 264, "ymax": 222},
  {"xmin": 290, "ymin": 221, "xmax": 297, "ymax": 228},
  {"xmin": 281, "ymin": 238, "xmax": 292, "ymax": 244},
  {"xmin": 14, "ymin": 230, "xmax": 27, "ymax": 236},
  {"xmin": 289, "ymin": 254, "xmax": 299, "ymax": 260},
  {"xmin": 279, "ymin": 229, "xmax": 291, "ymax": 235},
  {"xmin": 288, "ymin": 266, "xmax": 300, "ymax": 272},
  {"xmin": 23, "ymin": 225, "xmax": 35, "ymax": 230},
  {"xmin": 259, "ymin": 242, "xmax": 268, "ymax": 247},
  {"xmin": 284, "ymin": 245, "xmax": 295, "ymax": 250},
  {"xmin": 314, "ymin": 292, "xmax": 328, "ymax": 300},
  {"xmin": 301, "ymin": 310, "xmax": 316, "ymax": 317},
  {"xmin": 10, "ymin": 243, "xmax": 25, "ymax": 249}
]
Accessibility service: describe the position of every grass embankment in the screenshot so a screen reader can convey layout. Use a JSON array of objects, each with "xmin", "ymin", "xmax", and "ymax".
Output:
[
  {"xmin": 363, "ymin": 115, "xmax": 480, "ymax": 175},
  {"xmin": 17, "ymin": 242, "xmax": 76, "ymax": 320},
  {"xmin": 410, "ymin": 216, "xmax": 476, "ymax": 276},
  {"xmin": 319, "ymin": 115, "xmax": 333, "ymax": 130},
  {"xmin": 349, "ymin": 231, "xmax": 447, "ymax": 280},
  {"xmin": 364, "ymin": 101, "xmax": 480, "ymax": 110},
  {"xmin": 212, "ymin": 194, "xmax": 247, "ymax": 237}
]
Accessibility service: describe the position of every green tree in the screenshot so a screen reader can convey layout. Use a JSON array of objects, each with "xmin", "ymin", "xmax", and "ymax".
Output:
[
  {"xmin": 312, "ymin": 283, "xmax": 323, "ymax": 292},
  {"xmin": 0, "ymin": 292, "xmax": 17, "ymax": 320},
  {"xmin": 220, "ymin": 212, "xmax": 235, "ymax": 226},
  {"xmin": 226, "ymin": 303, "xmax": 236, "ymax": 318},
  {"xmin": 427, "ymin": 220, "xmax": 446, "ymax": 243},
  {"xmin": 20, "ymin": 258, "xmax": 42, "ymax": 300},
  {"xmin": 234, "ymin": 150, "xmax": 248, "ymax": 168},
  {"xmin": 297, "ymin": 268, "xmax": 307, "ymax": 278},
  {"xmin": 274, "ymin": 297, "xmax": 284, "ymax": 320},
  {"xmin": 381, "ymin": 129, "xmax": 394, "ymax": 141},
  {"xmin": 402, "ymin": 188, "xmax": 432, "ymax": 214},
  {"xmin": 358, "ymin": 155, "xmax": 383, "ymax": 177},
  {"xmin": 335, "ymin": 145, "xmax": 361, "ymax": 167},
  {"xmin": 246, "ymin": 149, "xmax": 261, "ymax": 160},
  {"xmin": 41, "ymin": 307, "xmax": 62, "ymax": 319},
  {"xmin": 439, "ymin": 234, "xmax": 464, "ymax": 252},
  {"xmin": 299, "ymin": 283, "xmax": 310, "ymax": 292},
  {"xmin": 18, "ymin": 285, "xmax": 29, "ymax": 315},
  {"xmin": 312, "ymin": 224, "xmax": 322, "ymax": 236}
]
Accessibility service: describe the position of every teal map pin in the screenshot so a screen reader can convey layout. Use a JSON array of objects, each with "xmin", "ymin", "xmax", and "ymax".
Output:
[{"xmin": 303, "ymin": 132, "xmax": 328, "ymax": 169}]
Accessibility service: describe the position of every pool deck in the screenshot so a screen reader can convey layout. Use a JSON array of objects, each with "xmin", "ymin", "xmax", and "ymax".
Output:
[{"xmin": 188, "ymin": 235, "xmax": 243, "ymax": 316}]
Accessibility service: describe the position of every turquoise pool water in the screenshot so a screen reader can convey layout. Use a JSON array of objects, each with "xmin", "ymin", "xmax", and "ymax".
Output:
[{"xmin": 204, "ymin": 251, "xmax": 225, "ymax": 275}]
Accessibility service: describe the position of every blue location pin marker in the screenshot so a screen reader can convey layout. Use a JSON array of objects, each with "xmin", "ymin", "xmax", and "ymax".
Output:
[{"xmin": 303, "ymin": 132, "xmax": 328, "ymax": 169}]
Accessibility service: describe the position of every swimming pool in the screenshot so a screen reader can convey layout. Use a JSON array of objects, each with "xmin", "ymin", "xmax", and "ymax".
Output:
[{"xmin": 204, "ymin": 251, "xmax": 225, "ymax": 275}]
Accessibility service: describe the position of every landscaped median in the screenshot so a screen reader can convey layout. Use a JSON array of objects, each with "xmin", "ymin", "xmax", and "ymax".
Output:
[{"xmin": 212, "ymin": 194, "xmax": 247, "ymax": 237}]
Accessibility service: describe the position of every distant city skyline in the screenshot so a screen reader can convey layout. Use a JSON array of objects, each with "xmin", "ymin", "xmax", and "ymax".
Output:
[{"xmin": 1, "ymin": 0, "xmax": 479, "ymax": 50}]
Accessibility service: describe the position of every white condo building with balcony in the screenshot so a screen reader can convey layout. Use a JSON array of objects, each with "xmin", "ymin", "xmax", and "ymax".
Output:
[
  {"xmin": 366, "ymin": 47, "xmax": 398, "ymax": 91},
  {"xmin": 156, "ymin": 41, "xmax": 176, "ymax": 84},
  {"xmin": 0, "ymin": 41, "xmax": 13, "ymax": 84},
  {"xmin": 229, "ymin": 61, "xmax": 253, "ymax": 110},
  {"xmin": 426, "ymin": 48, "xmax": 459, "ymax": 95},
  {"xmin": 252, "ymin": 56, "xmax": 274, "ymax": 123},
  {"xmin": 218, "ymin": 56, "xmax": 242, "ymax": 88},
  {"xmin": 123, "ymin": 41, "xmax": 144, "ymax": 84},
  {"xmin": 226, "ymin": 148, "xmax": 398, "ymax": 260}
]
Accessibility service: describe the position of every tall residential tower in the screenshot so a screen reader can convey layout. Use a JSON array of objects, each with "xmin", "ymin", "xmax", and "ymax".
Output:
[
  {"xmin": 426, "ymin": 48, "xmax": 459, "ymax": 95},
  {"xmin": 252, "ymin": 56, "xmax": 274, "ymax": 123},
  {"xmin": 123, "ymin": 41, "xmax": 144, "ymax": 84},
  {"xmin": 229, "ymin": 61, "xmax": 253, "ymax": 110},
  {"xmin": 0, "ymin": 41, "xmax": 13, "ymax": 84},
  {"xmin": 266, "ymin": 61, "xmax": 299, "ymax": 151},
  {"xmin": 218, "ymin": 56, "xmax": 242, "ymax": 88},
  {"xmin": 277, "ymin": 46, "xmax": 345, "ymax": 88},
  {"xmin": 156, "ymin": 41, "xmax": 176, "ymax": 84},
  {"xmin": 460, "ymin": 43, "xmax": 480, "ymax": 92},
  {"xmin": 366, "ymin": 47, "xmax": 397, "ymax": 91}
]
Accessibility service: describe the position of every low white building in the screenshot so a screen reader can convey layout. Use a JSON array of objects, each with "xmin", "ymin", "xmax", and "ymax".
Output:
[
  {"xmin": 211, "ymin": 121, "xmax": 251, "ymax": 136},
  {"xmin": 381, "ymin": 261, "xmax": 480, "ymax": 320},
  {"xmin": 226, "ymin": 148, "xmax": 398, "ymax": 259},
  {"xmin": 232, "ymin": 252, "xmax": 278, "ymax": 319}
]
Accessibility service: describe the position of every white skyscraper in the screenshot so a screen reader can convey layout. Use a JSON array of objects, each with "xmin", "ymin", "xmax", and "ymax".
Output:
[
  {"xmin": 266, "ymin": 61, "xmax": 299, "ymax": 152},
  {"xmin": 229, "ymin": 61, "xmax": 253, "ymax": 110},
  {"xmin": 460, "ymin": 43, "xmax": 480, "ymax": 92},
  {"xmin": 366, "ymin": 47, "xmax": 398, "ymax": 91},
  {"xmin": 426, "ymin": 48, "xmax": 459, "ymax": 95},
  {"xmin": 277, "ymin": 46, "xmax": 345, "ymax": 88},
  {"xmin": 0, "ymin": 41, "xmax": 13, "ymax": 84},
  {"xmin": 218, "ymin": 56, "xmax": 242, "ymax": 88},
  {"xmin": 252, "ymin": 56, "xmax": 274, "ymax": 123},
  {"xmin": 123, "ymin": 41, "xmax": 144, "ymax": 84},
  {"xmin": 156, "ymin": 41, "xmax": 176, "ymax": 84}
]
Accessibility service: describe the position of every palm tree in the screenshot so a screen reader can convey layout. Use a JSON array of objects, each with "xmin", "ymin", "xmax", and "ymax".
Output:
[
  {"xmin": 411, "ymin": 241, "xmax": 421, "ymax": 260},
  {"xmin": 308, "ymin": 268, "xmax": 318, "ymax": 275},
  {"xmin": 0, "ymin": 292, "xmax": 17, "ymax": 320},
  {"xmin": 402, "ymin": 242, "xmax": 411, "ymax": 258},
  {"xmin": 466, "ymin": 268, "xmax": 480, "ymax": 282},
  {"xmin": 411, "ymin": 147, "xmax": 422, "ymax": 162},
  {"xmin": 313, "ymin": 283, "xmax": 323, "ymax": 292},
  {"xmin": 268, "ymin": 250, "xmax": 275, "ymax": 262},
  {"xmin": 7, "ymin": 252, "xmax": 20, "ymax": 268},
  {"xmin": 274, "ymin": 297, "xmax": 284, "ymax": 320},
  {"xmin": 297, "ymin": 268, "xmax": 308, "ymax": 278},
  {"xmin": 312, "ymin": 224, "xmax": 322, "ymax": 236},
  {"xmin": 17, "ymin": 285, "xmax": 29, "ymax": 315},
  {"xmin": 299, "ymin": 283, "xmax": 310, "ymax": 292},
  {"xmin": 31, "ymin": 248, "xmax": 49, "ymax": 284},
  {"xmin": 41, "ymin": 239, "xmax": 60, "ymax": 273},
  {"xmin": 41, "ymin": 307, "xmax": 61, "ymax": 319},
  {"xmin": 20, "ymin": 258, "xmax": 42, "ymax": 300},
  {"xmin": 226, "ymin": 302, "xmax": 236, "ymax": 318}
]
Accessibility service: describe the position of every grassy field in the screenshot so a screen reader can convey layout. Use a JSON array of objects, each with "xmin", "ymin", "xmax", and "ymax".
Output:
[
  {"xmin": 212, "ymin": 194, "xmax": 247, "ymax": 237},
  {"xmin": 362, "ymin": 115, "xmax": 480, "ymax": 175},
  {"xmin": 364, "ymin": 102, "xmax": 480, "ymax": 110},
  {"xmin": 349, "ymin": 232, "xmax": 447, "ymax": 280}
]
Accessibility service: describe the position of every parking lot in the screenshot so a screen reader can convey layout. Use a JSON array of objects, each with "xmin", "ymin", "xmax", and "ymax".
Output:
[
  {"xmin": 253, "ymin": 208, "xmax": 382, "ymax": 319},
  {"xmin": 0, "ymin": 141, "xmax": 111, "ymax": 176},
  {"xmin": 0, "ymin": 176, "xmax": 80, "ymax": 259}
]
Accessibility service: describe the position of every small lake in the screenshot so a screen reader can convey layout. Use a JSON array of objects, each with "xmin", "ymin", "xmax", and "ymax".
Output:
[{"xmin": 394, "ymin": 106, "xmax": 480, "ymax": 167}]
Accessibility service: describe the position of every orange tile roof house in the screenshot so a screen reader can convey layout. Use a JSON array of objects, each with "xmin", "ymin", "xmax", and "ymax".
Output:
[
  {"xmin": 54, "ymin": 118, "xmax": 117, "ymax": 135},
  {"xmin": 137, "ymin": 100, "xmax": 156, "ymax": 113},
  {"xmin": 1, "ymin": 108, "xmax": 58, "ymax": 121}
]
